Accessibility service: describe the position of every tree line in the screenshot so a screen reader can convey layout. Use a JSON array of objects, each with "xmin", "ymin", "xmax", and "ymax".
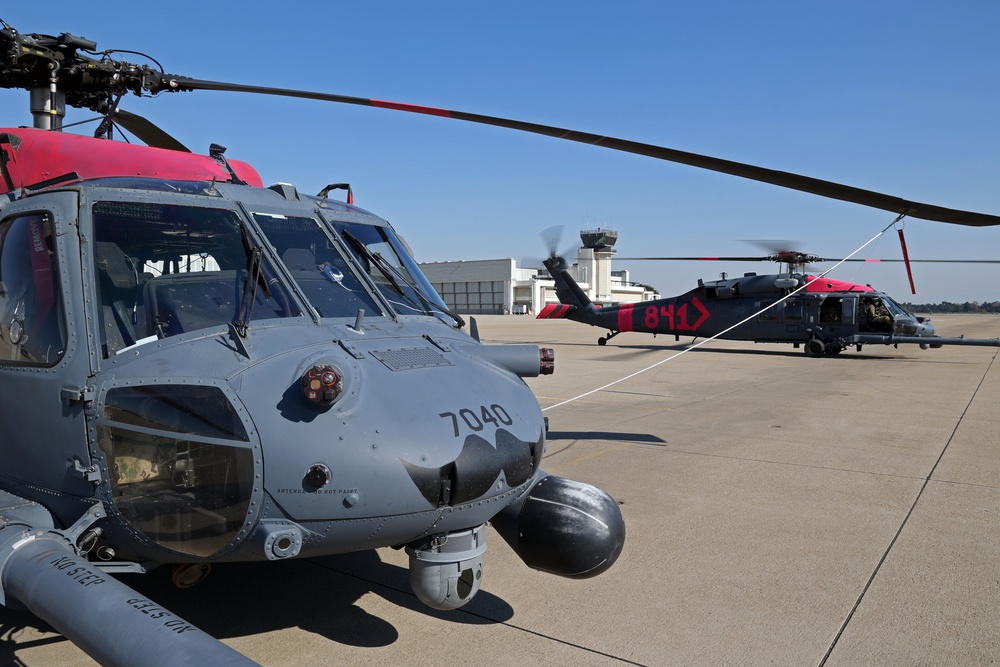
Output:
[{"xmin": 901, "ymin": 301, "xmax": 1000, "ymax": 314}]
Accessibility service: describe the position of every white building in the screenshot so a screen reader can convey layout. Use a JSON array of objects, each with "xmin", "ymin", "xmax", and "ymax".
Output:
[{"xmin": 418, "ymin": 229, "xmax": 659, "ymax": 315}]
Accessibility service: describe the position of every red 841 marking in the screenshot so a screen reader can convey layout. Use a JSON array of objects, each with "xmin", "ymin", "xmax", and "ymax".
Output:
[{"xmin": 644, "ymin": 297, "xmax": 710, "ymax": 331}]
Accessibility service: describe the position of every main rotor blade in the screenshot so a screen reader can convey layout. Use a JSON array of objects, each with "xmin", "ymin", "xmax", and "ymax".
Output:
[
  {"xmin": 171, "ymin": 77, "xmax": 1000, "ymax": 227},
  {"xmin": 113, "ymin": 109, "xmax": 190, "ymax": 152},
  {"xmin": 617, "ymin": 256, "xmax": 776, "ymax": 262},
  {"xmin": 823, "ymin": 258, "xmax": 1000, "ymax": 264},
  {"xmin": 742, "ymin": 239, "xmax": 804, "ymax": 254},
  {"xmin": 619, "ymin": 256, "xmax": 1000, "ymax": 263}
]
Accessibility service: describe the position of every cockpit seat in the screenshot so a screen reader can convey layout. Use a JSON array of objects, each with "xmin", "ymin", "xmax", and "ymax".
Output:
[
  {"xmin": 281, "ymin": 248, "xmax": 319, "ymax": 275},
  {"xmin": 95, "ymin": 241, "xmax": 141, "ymax": 353}
]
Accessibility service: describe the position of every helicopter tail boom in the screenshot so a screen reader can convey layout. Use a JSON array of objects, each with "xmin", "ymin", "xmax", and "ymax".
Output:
[{"xmin": 539, "ymin": 254, "xmax": 603, "ymax": 320}]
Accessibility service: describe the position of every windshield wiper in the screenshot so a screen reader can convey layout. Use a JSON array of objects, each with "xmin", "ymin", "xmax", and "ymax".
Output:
[
  {"xmin": 234, "ymin": 218, "xmax": 271, "ymax": 338},
  {"xmin": 341, "ymin": 230, "xmax": 464, "ymax": 328},
  {"xmin": 341, "ymin": 230, "xmax": 407, "ymax": 295}
]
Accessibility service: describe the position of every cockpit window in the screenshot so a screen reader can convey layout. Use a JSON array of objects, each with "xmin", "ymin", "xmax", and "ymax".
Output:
[
  {"xmin": 92, "ymin": 201, "xmax": 300, "ymax": 356},
  {"xmin": 0, "ymin": 213, "xmax": 66, "ymax": 365},
  {"xmin": 329, "ymin": 219, "xmax": 456, "ymax": 323},
  {"xmin": 251, "ymin": 213, "xmax": 385, "ymax": 318},
  {"xmin": 880, "ymin": 296, "xmax": 909, "ymax": 317},
  {"xmin": 859, "ymin": 295, "xmax": 894, "ymax": 333},
  {"xmin": 98, "ymin": 384, "xmax": 254, "ymax": 558}
]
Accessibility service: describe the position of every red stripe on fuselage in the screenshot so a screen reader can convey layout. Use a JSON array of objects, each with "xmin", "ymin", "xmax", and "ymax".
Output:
[
  {"xmin": 371, "ymin": 100, "xmax": 452, "ymax": 118},
  {"xmin": 618, "ymin": 303, "xmax": 635, "ymax": 331}
]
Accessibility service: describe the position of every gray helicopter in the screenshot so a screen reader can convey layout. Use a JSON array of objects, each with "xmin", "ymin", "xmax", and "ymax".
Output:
[
  {"xmin": 0, "ymin": 20, "xmax": 998, "ymax": 667},
  {"xmin": 0, "ymin": 24, "xmax": 624, "ymax": 667}
]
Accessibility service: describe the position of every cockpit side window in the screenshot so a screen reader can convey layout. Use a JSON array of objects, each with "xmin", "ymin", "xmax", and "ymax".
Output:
[
  {"xmin": 92, "ymin": 201, "xmax": 300, "ymax": 356},
  {"xmin": 0, "ymin": 213, "xmax": 66, "ymax": 365},
  {"xmin": 859, "ymin": 295, "xmax": 893, "ymax": 333}
]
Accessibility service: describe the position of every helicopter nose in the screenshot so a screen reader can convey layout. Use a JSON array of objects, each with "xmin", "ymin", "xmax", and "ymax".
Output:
[{"xmin": 402, "ymin": 429, "xmax": 544, "ymax": 507}]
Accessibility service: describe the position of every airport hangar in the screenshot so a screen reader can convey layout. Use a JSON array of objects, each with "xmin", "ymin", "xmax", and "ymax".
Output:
[{"xmin": 418, "ymin": 229, "xmax": 660, "ymax": 315}]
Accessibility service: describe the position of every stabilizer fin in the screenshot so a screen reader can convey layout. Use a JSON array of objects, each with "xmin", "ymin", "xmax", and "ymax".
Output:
[{"xmin": 537, "ymin": 304, "xmax": 577, "ymax": 319}]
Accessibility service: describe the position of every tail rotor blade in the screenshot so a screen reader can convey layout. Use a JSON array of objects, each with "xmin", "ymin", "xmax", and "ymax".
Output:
[{"xmin": 540, "ymin": 225, "xmax": 566, "ymax": 257}]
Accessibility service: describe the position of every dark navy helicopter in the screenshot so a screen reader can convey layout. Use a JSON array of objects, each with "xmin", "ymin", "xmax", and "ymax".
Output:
[
  {"xmin": 0, "ymin": 19, "xmax": 998, "ymax": 667},
  {"xmin": 538, "ymin": 242, "xmax": 1000, "ymax": 355}
]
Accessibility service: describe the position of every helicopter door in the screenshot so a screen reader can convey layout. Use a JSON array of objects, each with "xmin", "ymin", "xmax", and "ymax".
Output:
[
  {"xmin": 841, "ymin": 297, "xmax": 856, "ymax": 326},
  {"xmin": 820, "ymin": 297, "xmax": 843, "ymax": 324},
  {"xmin": 0, "ymin": 195, "xmax": 95, "ymax": 497},
  {"xmin": 782, "ymin": 299, "xmax": 804, "ymax": 331},
  {"xmin": 750, "ymin": 299, "xmax": 780, "ymax": 339}
]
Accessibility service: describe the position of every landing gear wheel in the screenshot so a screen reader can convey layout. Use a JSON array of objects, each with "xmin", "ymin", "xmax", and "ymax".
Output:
[
  {"xmin": 828, "ymin": 345, "xmax": 843, "ymax": 355},
  {"xmin": 597, "ymin": 330, "xmax": 620, "ymax": 346},
  {"xmin": 804, "ymin": 338, "xmax": 826, "ymax": 357}
]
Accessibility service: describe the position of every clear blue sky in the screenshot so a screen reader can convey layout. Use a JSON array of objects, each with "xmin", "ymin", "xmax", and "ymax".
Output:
[{"xmin": 3, "ymin": 2, "xmax": 999, "ymax": 303}]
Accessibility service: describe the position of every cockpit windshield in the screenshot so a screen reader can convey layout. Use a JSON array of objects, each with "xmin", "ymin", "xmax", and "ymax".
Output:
[
  {"xmin": 91, "ymin": 199, "xmax": 455, "ymax": 354},
  {"xmin": 92, "ymin": 201, "xmax": 299, "ymax": 355},
  {"xmin": 327, "ymin": 218, "xmax": 457, "ymax": 324},
  {"xmin": 250, "ymin": 213, "xmax": 384, "ymax": 319},
  {"xmin": 880, "ymin": 295, "xmax": 910, "ymax": 317}
]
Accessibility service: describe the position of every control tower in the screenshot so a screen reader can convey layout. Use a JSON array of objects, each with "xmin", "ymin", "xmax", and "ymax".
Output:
[
  {"xmin": 578, "ymin": 228, "xmax": 617, "ymax": 303},
  {"xmin": 580, "ymin": 228, "xmax": 618, "ymax": 252}
]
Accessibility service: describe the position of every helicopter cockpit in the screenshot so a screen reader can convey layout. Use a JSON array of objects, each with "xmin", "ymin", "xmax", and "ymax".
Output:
[
  {"xmin": 90, "ymin": 184, "xmax": 453, "ymax": 357},
  {"xmin": 858, "ymin": 295, "xmax": 895, "ymax": 333}
]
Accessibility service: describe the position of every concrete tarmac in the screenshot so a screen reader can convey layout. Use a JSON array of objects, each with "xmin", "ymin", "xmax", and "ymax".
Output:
[{"xmin": 3, "ymin": 314, "xmax": 999, "ymax": 666}]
